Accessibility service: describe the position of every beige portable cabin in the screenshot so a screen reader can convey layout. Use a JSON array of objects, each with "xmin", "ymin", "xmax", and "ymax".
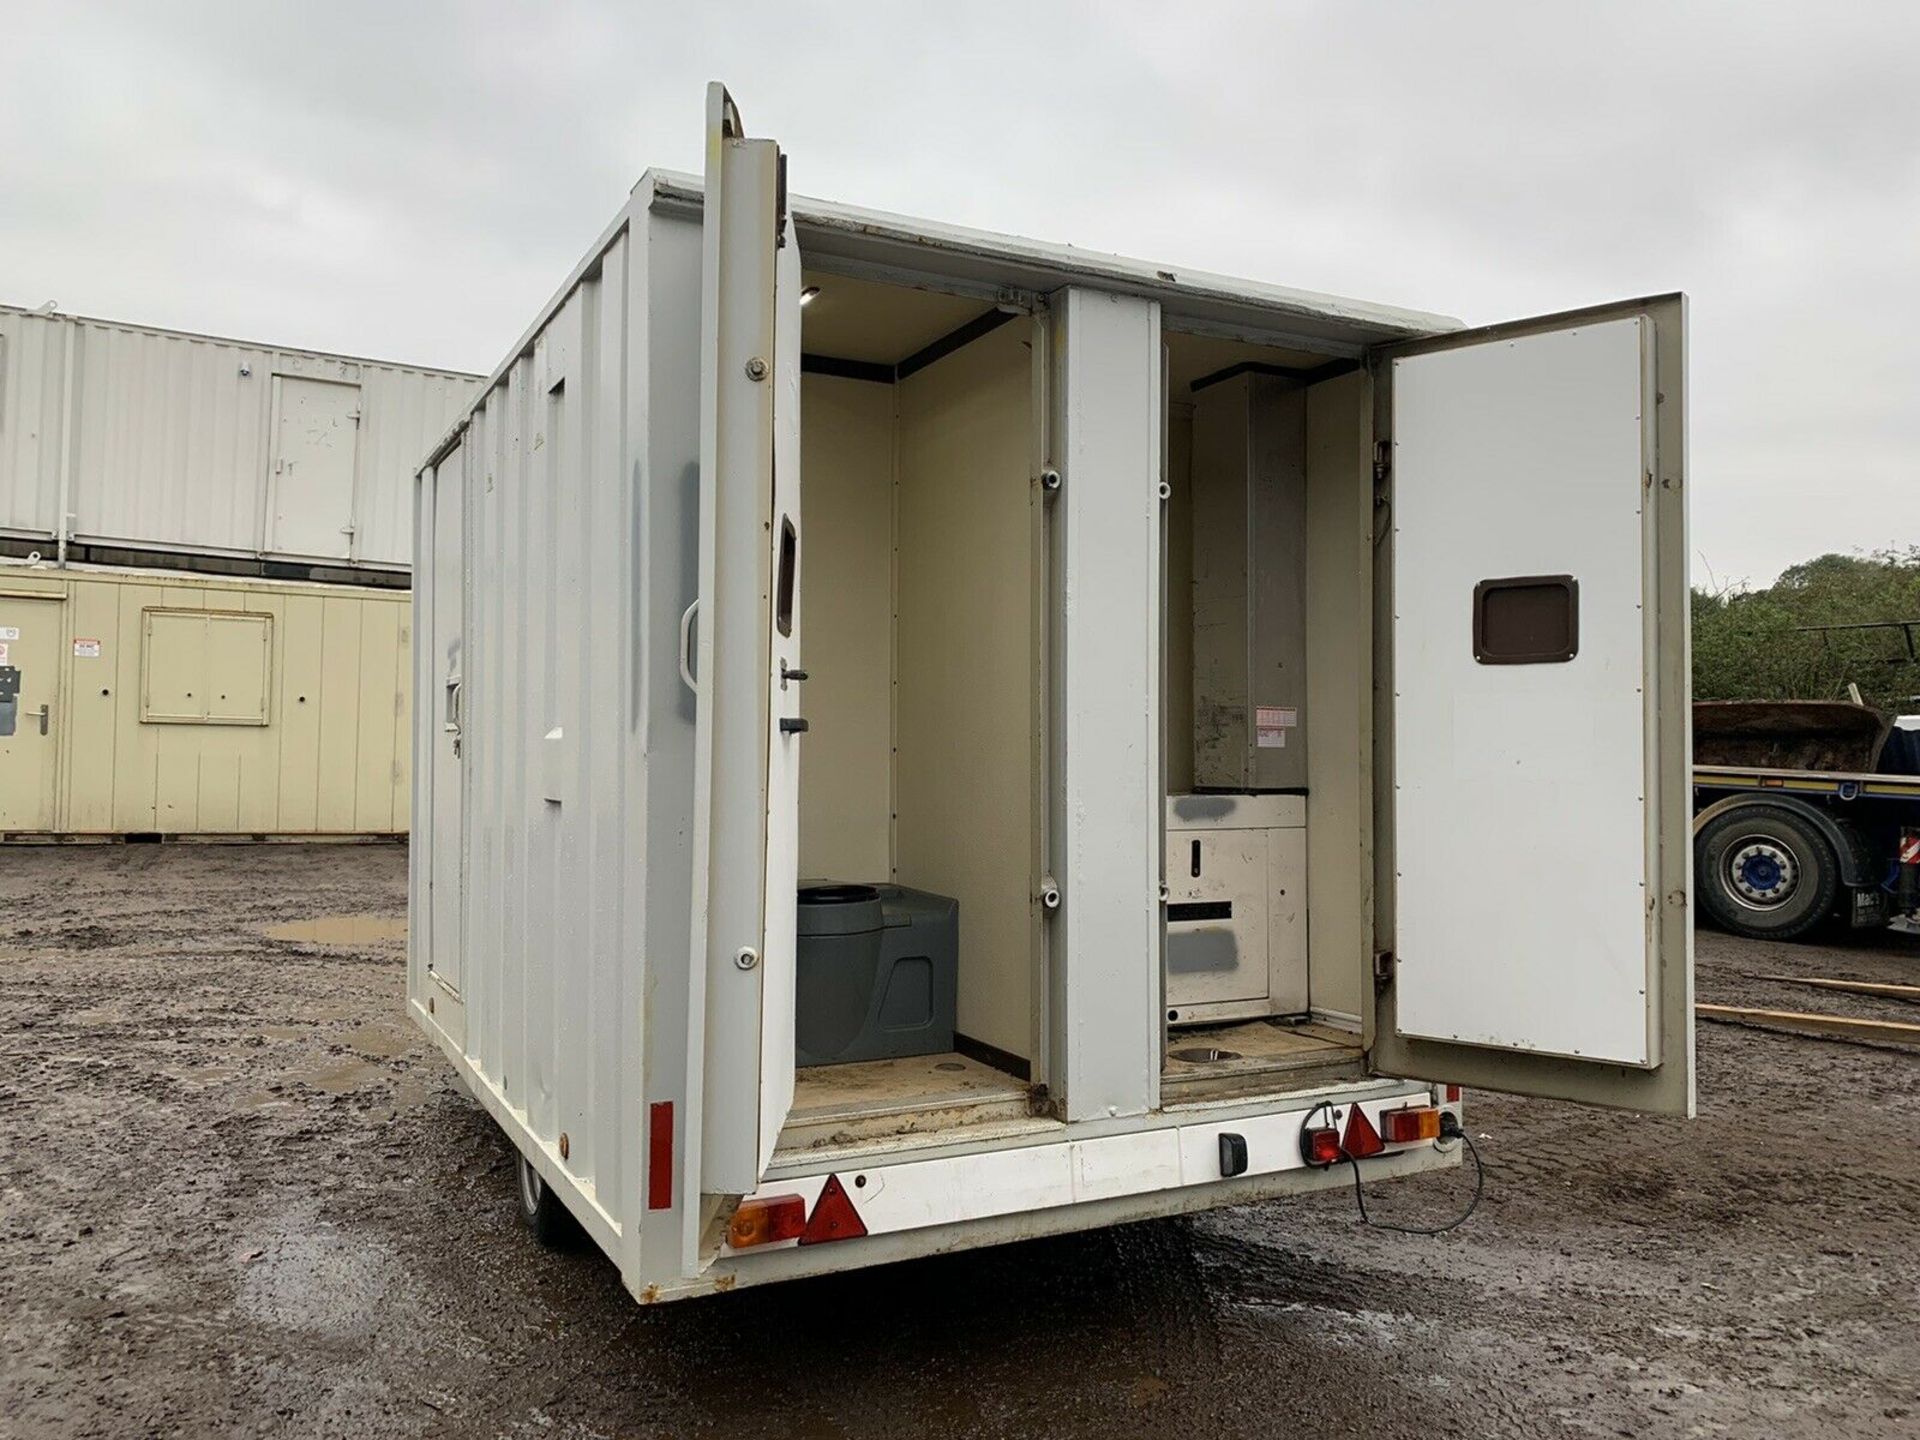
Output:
[
  {"xmin": 0, "ymin": 561, "xmax": 409, "ymax": 836},
  {"xmin": 409, "ymin": 84, "xmax": 1693, "ymax": 1302}
]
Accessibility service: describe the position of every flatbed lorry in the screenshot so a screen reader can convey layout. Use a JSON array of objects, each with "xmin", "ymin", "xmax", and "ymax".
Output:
[{"xmin": 1694, "ymin": 699, "xmax": 1920, "ymax": 939}]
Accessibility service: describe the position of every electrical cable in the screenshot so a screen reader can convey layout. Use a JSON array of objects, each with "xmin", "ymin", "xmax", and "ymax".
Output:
[{"xmin": 1302, "ymin": 1099, "xmax": 1486, "ymax": 1236}]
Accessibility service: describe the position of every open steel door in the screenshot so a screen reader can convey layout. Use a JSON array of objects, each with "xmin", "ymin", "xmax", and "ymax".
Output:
[
  {"xmin": 1371, "ymin": 296, "xmax": 1693, "ymax": 1117},
  {"xmin": 691, "ymin": 82, "xmax": 804, "ymax": 1194}
]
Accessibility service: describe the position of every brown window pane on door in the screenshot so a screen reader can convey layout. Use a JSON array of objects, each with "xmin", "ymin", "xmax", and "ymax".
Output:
[{"xmin": 1473, "ymin": 574, "xmax": 1578, "ymax": 664}]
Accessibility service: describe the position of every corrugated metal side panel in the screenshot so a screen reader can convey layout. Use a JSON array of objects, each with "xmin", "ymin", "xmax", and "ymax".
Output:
[
  {"xmin": 445, "ymin": 222, "xmax": 646, "ymax": 1244},
  {"xmin": 46, "ymin": 567, "xmax": 410, "ymax": 833},
  {"xmin": 353, "ymin": 366, "xmax": 480, "ymax": 568},
  {"xmin": 72, "ymin": 321, "xmax": 272, "ymax": 555},
  {"xmin": 0, "ymin": 311, "xmax": 67, "ymax": 536}
]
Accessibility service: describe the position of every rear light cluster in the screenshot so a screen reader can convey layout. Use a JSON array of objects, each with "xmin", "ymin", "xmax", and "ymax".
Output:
[
  {"xmin": 1299, "ymin": 1101, "xmax": 1447, "ymax": 1168},
  {"xmin": 727, "ymin": 1173, "xmax": 869, "ymax": 1250},
  {"xmin": 728, "ymin": 1194, "xmax": 806, "ymax": 1248},
  {"xmin": 1381, "ymin": 1107, "xmax": 1442, "ymax": 1144}
]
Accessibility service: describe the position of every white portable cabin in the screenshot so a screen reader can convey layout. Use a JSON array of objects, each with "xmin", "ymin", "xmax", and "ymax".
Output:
[
  {"xmin": 0, "ymin": 302, "xmax": 477, "ymax": 577},
  {"xmin": 410, "ymin": 85, "xmax": 1692, "ymax": 1302}
]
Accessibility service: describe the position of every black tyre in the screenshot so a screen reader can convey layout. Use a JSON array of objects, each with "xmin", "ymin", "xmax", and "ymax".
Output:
[
  {"xmin": 1694, "ymin": 805, "xmax": 1840, "ymax": 941},
  {"xmin": 515, "ymin": 1151, "xmax": 581, "ymax": 1247}
]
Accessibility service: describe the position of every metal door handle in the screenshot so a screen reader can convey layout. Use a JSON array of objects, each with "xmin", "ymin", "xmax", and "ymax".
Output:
[
  {"xmin": 443, "ymin": 676, "xmax": 463, "ymax": 756},
  {"xmin": 679, "ymin": 600, "xmax": 700, "ymax": 694},
  {"xmin": 37, "ymin": 703, "xmax": 49, "ymax": 736}
]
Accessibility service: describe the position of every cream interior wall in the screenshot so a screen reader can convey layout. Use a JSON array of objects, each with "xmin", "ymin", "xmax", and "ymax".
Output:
[
  {"xmin": 796, "ymin": 374, "xmax": 895, "ymax": 881},
  {"xmin": 0, "ymin": 563, "xmax": 409, "ymax": 835},
  {"xmin": 894, "ymin": 323, "xmax": 1036, "ymax": 1061},
  {"xmin": 1302, "ymin": 371, "xmax": 1373, "ymax": 1023}
]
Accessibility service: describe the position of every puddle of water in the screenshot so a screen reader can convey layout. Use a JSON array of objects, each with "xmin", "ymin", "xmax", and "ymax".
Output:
[
  {"xmin": 290, "ymin": 1060, "xmax": 386, "ymax": 1094},
  {"xmin": 262, "ymin": 914, "xmax": 407, "ymax": 947},
  {"xmin": 366, "ymin": 1076, "xmax": 434, "ymax": 1124},
  {"xmin": 236, "ymin": 1209, "xmax": 397, "ymax": 1340},
  {"xmin": 339, "ymin": 1024, "xmax": 411, "ymax": 1059}
]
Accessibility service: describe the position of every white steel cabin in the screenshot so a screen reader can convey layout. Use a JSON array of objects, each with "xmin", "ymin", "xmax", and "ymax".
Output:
[{"xmin": 409, "ymin": 85, "xmax": 1693, "ymax": 1302}]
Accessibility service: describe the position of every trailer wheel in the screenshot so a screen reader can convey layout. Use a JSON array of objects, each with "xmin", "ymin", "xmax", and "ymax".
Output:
[
  {"xmin": 1694, "ymin": 805, "xmax": 1839, "ymax": 941},
  {"xmin": 515, "ymin": 1151, "xmax": 581, "ymax": 1247}
]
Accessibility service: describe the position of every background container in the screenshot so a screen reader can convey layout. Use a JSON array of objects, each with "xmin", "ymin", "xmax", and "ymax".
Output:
[{"xmin": 0, "ymin": 303, "xmax": 478, "ymax": 578}]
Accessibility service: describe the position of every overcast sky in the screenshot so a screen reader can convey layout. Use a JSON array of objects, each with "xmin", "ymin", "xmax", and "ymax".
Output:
[{"xmin": 5, "ymin": 1, "xmax": 1915, "ymax": 589}]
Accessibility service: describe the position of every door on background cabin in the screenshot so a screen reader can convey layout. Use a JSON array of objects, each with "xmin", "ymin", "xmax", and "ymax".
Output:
[
  {"xmin": 1372, "ymin": 296, "xmax": 1693, "ymax": 1117},
  {"xmin": 271, "ymin": 375, "xmax": 361, "ymax": 560},
  {"xmin": 690, "ymin": 82, "xmax": 805, "ymax": 1197},
  {"xmin": 0, "ymin": 598, "xmax": 63, "ymax": 831}
]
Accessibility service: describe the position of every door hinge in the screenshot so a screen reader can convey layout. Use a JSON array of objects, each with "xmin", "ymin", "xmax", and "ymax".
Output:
[
  {"xmin": 1373, "ymin": 950, "xmax": 1396, "ymax": 988},
  {"xmin": 1373, "ymin": 440, "xmax": 1392, "ymax": 486}
]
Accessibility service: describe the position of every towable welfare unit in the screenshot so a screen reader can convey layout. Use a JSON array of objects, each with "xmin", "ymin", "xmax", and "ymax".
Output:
[{"xmin": 410, "ymin": 85, "xmax": 1693, "ymax": 1302}]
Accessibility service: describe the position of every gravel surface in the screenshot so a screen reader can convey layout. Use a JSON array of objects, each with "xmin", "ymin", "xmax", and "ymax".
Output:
[{"xmin": 3, "ymin": 845, "xmax": 1918, "ymax": 1438}]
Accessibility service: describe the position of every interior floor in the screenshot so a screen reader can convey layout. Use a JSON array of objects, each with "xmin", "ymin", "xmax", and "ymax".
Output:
[
  {"xmin": 1162, "ymin": 1018, "xmax": 1365, "ymax": 1102},
  {"xmin": 776, "ymin": 1050, "xmax": 1040, "ymax": 1156}
]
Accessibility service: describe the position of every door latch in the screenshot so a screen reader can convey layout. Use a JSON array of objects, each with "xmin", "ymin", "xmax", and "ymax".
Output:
[{"xmin": 443, "ymin": 675, "xmax": 464, "ymax": 757}]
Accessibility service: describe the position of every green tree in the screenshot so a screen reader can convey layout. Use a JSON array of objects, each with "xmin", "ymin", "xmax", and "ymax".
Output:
[{"xmin": 1694, "ymin": 547, "xmax": 1920, "ymax": 713}]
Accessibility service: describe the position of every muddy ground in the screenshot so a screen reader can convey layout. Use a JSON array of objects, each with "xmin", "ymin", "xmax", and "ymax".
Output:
[{"xmin": 2, "ymin": 845, "xmax": 1918, "ymax": 1439}]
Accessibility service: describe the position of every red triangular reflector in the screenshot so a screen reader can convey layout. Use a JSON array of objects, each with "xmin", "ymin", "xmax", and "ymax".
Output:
[
  {"xmin": 1341, "ymin": 1104, "xmax": 1385, "ymax": 1160},
  {"xmin": 798, "ymin": 1173, "xmax": 868, "ymax": 1246}
]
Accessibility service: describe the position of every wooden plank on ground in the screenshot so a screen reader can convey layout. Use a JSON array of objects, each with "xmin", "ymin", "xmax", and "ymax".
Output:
[
  {"xmin": 1697, "ymin": 1003, "xmax": 1920, "ymax": 1046},
  {"xmin": 1752, "ymin": 975, "xmax": 1920, "ymax": 1003}
]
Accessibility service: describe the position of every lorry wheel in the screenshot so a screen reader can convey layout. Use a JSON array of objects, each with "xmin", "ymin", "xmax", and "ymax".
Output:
[
  {"xmin": 516, "ymin": 1151, "xmax": 581, "ymax": 1247},
  {"xmin": 1694, "ymin": 806, "xmax": 1839, "ymax": 941}
]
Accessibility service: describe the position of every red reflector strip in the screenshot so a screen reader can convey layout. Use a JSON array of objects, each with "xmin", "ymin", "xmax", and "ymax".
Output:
[
  {"xmin": 647, "ymin": 1101, "xmax": 673, "ymax": 1210},
  {"xmin": 728, "ymin": 1193, "xmax": 807, "ymax": 1248},
  {"xmin": 1381, "ymin": 1106, "xmax": 1442, "ymax": 1144},
  {"xmin": 1902, "ymin": 832, "xmax": 1920, "ymax": 866},
  {"xmin": 798, "ymin": 1173, "xmax": 868, "ymax": 1245},
  {"xmin": 1341, "ymin": 1104, "xmax": 1386, "ymax": 1159},
  {"xmin": 1444, "ymin": 1084, "xmax": 1462, "ymax": 1103}
]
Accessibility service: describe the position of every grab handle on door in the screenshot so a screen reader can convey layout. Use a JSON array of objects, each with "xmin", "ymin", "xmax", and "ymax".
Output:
[
  {"xmin": 38, "ymin": 703, "xmax": 49, "ymax": 736},
  {"xmin": 678, "ymin": 599, "xmax": 701, "ymax": 694},
  {"xmin": 443, "ymin": 676, "xmax": 463, "ymax": 757}
]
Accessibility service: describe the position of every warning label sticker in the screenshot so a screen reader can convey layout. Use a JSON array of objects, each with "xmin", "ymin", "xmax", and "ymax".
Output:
[
  {"xmin": 1256, "ymin": 727, "xmax": 1287, "ymax": 749},
  {"xmin": 1256, "ymin": 705, "xmax": 1298, "ymax": 729},
  {"xmin": 0, "ymin": 642, "xmax": 9, "ymax": 664},
  {"xmin": 0, "ymin": 626, "xmax": 17, "ymax": 641},
  {"xmin": 73, "ymin": 638, "xmax": 101, "ymax": 659}
]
